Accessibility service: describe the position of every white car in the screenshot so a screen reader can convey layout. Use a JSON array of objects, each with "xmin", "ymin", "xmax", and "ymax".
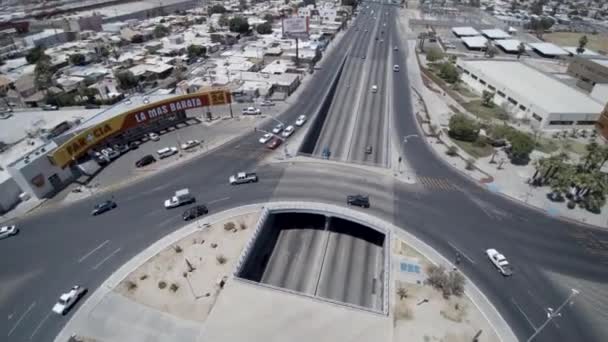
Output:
[
  {"xmin": 259, "ymin": 133, "xmax": 272, "ymax": 144},
  {"xmin": 371, "ymin": 85, "xmax": 378, "ymax": 93},
  {"xmin": 393, "ymin": 65, "xmax": 400, "ymax": 72},
  {"xmin": 157, "ymin": 147, "xmax": 178, "ymax": 159},
  {"xmin": 486, "ymin": 248, "xmax": 513, "ymax": 276},
  {"xmin": 229, "ymin": 172, "xmax": 258, "ymax": 185},
  {"xmin": 180, "ymin": 140, "xmax": 200, "ymax": 150},
  {"xmin": 52, "ymin": 285, "xmax": 87, "ymax": 315},
  {"xmin": 281, "ymin": 125, "xmax": 295, "ymax": 138},
  {"xmin": 0, "ymin": 225, "xmax": 18, "ymax": 239},
  {"xmin": 149, "ymin": 132, "xmax": 160, "ymax": 141},
  {"xmin": 272, "ymin": 124, "xmax": 284, "ymax": 134},
  {"xmin": 242, "ymin": 107, "xmax": 261, "ymax": 115},
  {"xmin": 295, "ymin": 115, "xmax": 307, "ymax": 126}
]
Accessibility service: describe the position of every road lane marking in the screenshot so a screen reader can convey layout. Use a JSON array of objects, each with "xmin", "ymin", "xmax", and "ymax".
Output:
[
  {"xmin": 92, "ymin": 248, "xmax": 121, "ymax": 270},
  {"xmin": 208, "ymin": 197, "xmax": 230, "ymax": 205},
  {"xmin": 512, "ymin": 298, "xmax": 537, "ymax": 330},
  {"xmin": 29, "ymin": 312, "xmax": 51, "ymax": 340},
  {"xmin": 8, "ymin": 301, "xmax": 35, "ymax": 336},
  {"xmin": 447, "ymin": 242, "xmax": 476, "ymax": 264},
  {"xmin": 78, "ymin": 240, "xmax": 110, "ymax": 263}
]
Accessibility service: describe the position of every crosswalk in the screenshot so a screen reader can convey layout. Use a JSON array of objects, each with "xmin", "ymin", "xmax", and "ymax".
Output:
[{"xmin": 417, "ymin": 176, "xmax": 460, "ymax": 191}]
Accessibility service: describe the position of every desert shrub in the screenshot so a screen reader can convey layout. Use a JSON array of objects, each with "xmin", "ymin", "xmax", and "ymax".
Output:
[
  {"xmin": 216, "ymin": 254, "xmax": 227, "ymax": 264},
  {"xmin": 170, "ymin": 283, "xmax": 179, "ymax": 292},
  {"xmin": 446, "ymin": 145, "xmax": 459, "ymax": 156},
  {"xmin": 158, "ymin": 281, "xmax": 167, "ymax": 289},
  {"xmin": 174, "ymin": 245, "xmax": 183, "ymax": 253},
  {"xmin": 224, "ymin": 222, "xmax": 236, "ymax": 231},
  {"xmin": 139, "ymin": 274, "xmax": 148, "ymax": 281},
  {"xmin": 126, "ymin": 280, "xmax": 137, "ymax": 291}
]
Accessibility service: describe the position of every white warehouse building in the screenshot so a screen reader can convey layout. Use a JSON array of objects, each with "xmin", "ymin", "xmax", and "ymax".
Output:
[{"xmin": 456, "ymin": 59, "xmax": 605, "ymax": 131}]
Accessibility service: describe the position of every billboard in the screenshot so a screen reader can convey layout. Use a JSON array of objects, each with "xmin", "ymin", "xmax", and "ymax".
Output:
[
  {"xmin": 50, "ymin": 90, "xmax": 232, "ymax": 167},
  {"xmin": 282, "ymin": 16, "xmax": 309, "ymax": 39}
]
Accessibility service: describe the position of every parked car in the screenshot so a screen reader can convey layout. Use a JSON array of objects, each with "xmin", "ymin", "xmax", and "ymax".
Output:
[
  {"xmin": 242, "ymin": 107, "xmax": 261, "ymax": 115},
  {"xmin": 157, "ymin": 147, "xmax": 178, "ymax": 159},
  {"xmin": 113, "ymin": 144, "xmax": 129, "ymax": 154},
  {"xmin": 258, "ymin": 133, "xmax": 273, "ymax": 144},
  {"xmin": 365, "ymin": 145, "xmax": 373, "ymax": 154},
  {"xmin": 149, "ymin": 132, "xmax": 160, "ymax": 141},
  {"xmin": 322, "ymin": 146, "xmax": 331, "ymax": 159},
  {"xmin": 129, "ymin": 141, "xmax": 139, "ymax": 150},
  {"xmin": 181, "ymin": 140, "xmax": 200, "ymax": 150},
  {"xmin": 85, "ymin": 104, "xmax": 100, "ymax": 109},
  {"xmin": 295, "ymin": 115, "xmax": 307, "ymax": 127},
  {"xmin": 229, "ymin": 172, "xmax": 258, "ymax": 185},
  {"xmin": 52, "ymin": 285, "xmax": 87, "ymax": 315},
  {"xmin": 135, "ymin": 155, "xmax": 156, "ymax": 167},
  {"xmin": 347, "ymin": 194, "xmax": 370, "ymax": 208},
  {"xmin": 91, "ymin": 200, "xmax": 117, "ymax": 216},
  {"xmin": 0, "ymin": 225, "xmax": 18, "ymax": 239},
  {"xmin": 272, "ymin": 124, "xmax": 284, "ymax": 134},
  {"xmin": 266, "ymin": 137, "xmax": 282, "ymax": 150},
  {"xmin": 486, "ymin": 248, "xmax": 513, "ymax": 276},
  {"xmin": 101, "ymin": 148, "xmax": 120, "ymax": 160},
  {"xmin": 393, "ymin": 65, "xmax": 400, "ymax": 72},
  {"xmin": 371, "ymin": 85, "xmax": 378, "ymax": 93},
  {"xmin": 260, "ymin": 100, "xmax": 275, "ymax": 107},
  {"xmin": 182, "ymin": 205, "xmax": 208, "ymax": 221},
  {"xmin": 281, "ymin": 125, "xmax": 295, "ymax": 138},
  {"xmin": 42, "ymin": 104, "xmax": 59, "ymax": 111}
]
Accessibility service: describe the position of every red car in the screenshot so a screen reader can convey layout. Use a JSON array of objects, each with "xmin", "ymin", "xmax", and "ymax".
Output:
[{"xmin": 266, "ymin": 137, "xmax": 282, "ymax": 150}]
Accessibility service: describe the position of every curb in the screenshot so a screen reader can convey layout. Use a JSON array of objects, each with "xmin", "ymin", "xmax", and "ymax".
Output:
[{"xmin": 55, "ymin": 201, "xmax": 516, "ymax": 342}]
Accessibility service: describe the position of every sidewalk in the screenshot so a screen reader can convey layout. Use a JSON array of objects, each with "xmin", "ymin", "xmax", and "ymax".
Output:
[{"xmin": 404, "ymin": 38, "xmax": 608, "ymax": 228}]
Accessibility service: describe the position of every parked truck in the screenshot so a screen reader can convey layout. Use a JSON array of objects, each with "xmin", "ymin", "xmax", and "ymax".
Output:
[{"xmin": 164, "ymin": 188, "xmax": 195, "ymax": 209}]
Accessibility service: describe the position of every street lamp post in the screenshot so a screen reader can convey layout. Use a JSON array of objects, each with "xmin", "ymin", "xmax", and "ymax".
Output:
[{"xmin": 526, "ymin": 288, "xmax": 580, "ymax": 342}]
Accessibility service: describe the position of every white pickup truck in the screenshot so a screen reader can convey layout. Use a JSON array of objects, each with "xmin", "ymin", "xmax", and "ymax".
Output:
[
  {"xmin": 164, "ymin": 188, "xmax": 195, "ymax": 208},
  {"xmin": 486, "ymin": 248, "xmax": 513, "ymax": 276},
  {"xmin": 229, "ymin": 172, "xmax": 258, "ymax": 185},
  {"xmin": 52, "ymin": 285, "xmax": 87, "ymax": 315}
]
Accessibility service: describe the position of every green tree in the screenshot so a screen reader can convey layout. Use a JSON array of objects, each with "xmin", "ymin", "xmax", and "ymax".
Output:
[
  {"xmin": 509, "ymin": 132, "xmax": 535, "ymax": 163},
  {"xmin": 229, "ymin": 16, "xmax": 250, "ymax": 33},
  {"xmin": 439, "ymin": 62, "xmax": 460, "ymax": 83},
  {"xmin": 426, "ymin": 47, "xmax": 444, "ymax": 62},
  {"xmin": 256, "ymin": 22, "xmax": 273, "ymax": 34},
  {"xmin": 69, "ymin": 53, "xmax": 86, "ymax": 65},
  {"xmin": 26, "ymin": 46, "xmax": 45, "ymax": 64},
  {"xmin": 34, "ymin": 54, "xmax": 53, "ymax": 91},
  {"xmin": 577, "ymin": 35, "xmax": 588, "ymax": 54},
  {"xmin": 154, "ymin": 24, "xmax": 170, "ymax": 38},
  {"xmin": 114, "ymin": 70, "xmax": 138, "ymax": 91},
  {"xmin": 209, "ymin": 4, "xmax": 227, "ymax": 15},
  {"xmin": 481, "ymin": 90, "xmax": 495, "ymax": 107},
  {"xmin": 218, "ymin": 14, "xmax": 230, "ymax": 27},
  {"xmin": 449, "ymin": 113, "xmax": 480, "ymax": 142},
  {"xmin": 187, "ymin": 44, "xmax": 207, "ymax": 58}
]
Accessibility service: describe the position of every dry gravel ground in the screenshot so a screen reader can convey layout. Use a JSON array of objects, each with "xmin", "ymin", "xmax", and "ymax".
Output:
[
  {"xmin": 115, "ymin": 213, "xmax": 259, "ymax": 322},
  {"xmin": 392, "ymin": 238, "xmax": 500, "ymax": 342}
]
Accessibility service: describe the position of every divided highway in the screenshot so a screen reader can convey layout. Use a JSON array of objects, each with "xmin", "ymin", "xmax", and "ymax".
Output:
[{"xmin": 1, "ymin": 2, "xmax": 607, "ymax": 342}]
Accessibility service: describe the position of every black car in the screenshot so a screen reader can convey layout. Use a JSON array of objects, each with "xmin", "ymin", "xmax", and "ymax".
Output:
[
  {"xmin": 182, "ymin": 205, "xmax": 209, "ymax": 221},
  {"xmin": 85, "ymin": 104, "xmax": 100, "ymax": 109},
  {"xmin": 135, "ymin": 155, "xmax": 156, "ymax": 167},
  {"xmin": 92, "ymin": 200, "xmax": 117, "ymax": 216},
  {"xmin": 347, "ymin": 194, "xmax": 370, "ymax": 208}
]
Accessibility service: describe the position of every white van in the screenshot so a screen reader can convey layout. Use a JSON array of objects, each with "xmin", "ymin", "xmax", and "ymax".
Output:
[
  {"xmin": 371, "ymin": 85, "xmax": 378, "ymax": 93},
  {"xmin": 157, "ymin": 147, "xmax": 178, "ymax": 159}
]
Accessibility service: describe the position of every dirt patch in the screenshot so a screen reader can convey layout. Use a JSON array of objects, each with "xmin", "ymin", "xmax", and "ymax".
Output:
[
  {"xmin": 115, "ymin": 212, "xmax": 259, "ymax": 322},
  {"xmin": 544, "ymin": 32, "xmax": 608, "ymax": 54}
]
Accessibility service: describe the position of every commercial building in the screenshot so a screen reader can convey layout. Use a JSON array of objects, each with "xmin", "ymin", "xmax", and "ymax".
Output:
[
  {"xmin": 567, "ymin": 56, "xmax": 608, "ymax": 92},
  {"xmin": 528, "ymin": 42, "xmax": 569, "ymax": 58},
  {"xmin": 461, "ymin": 36, "xmax": 488, "ymax": 50},
  {"xmin": 451, "ymin": 26, "xmax": 480, "ymax": 37},
  {"xmin": 456, "ymin": 59, "xmax": 604, "ymax": 131}
]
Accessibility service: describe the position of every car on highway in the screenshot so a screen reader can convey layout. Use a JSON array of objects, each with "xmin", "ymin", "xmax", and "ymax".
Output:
[
  {"xmin": 258, "ymin": 133, "xmax": 273, "ymax": 144},
  {"xmin": 347, "ymin": 194, "xmax": 370, "ymax": 208},
  {"xmin": 42, "ymin": 104, "xmax": 59, "ymax": 111},
  {"xmin": 242, "ymin": 106, "xmax": 261, "ymax": 115},
  {"xmin": 281, "ymin": 125, "xmax": 295, "ymax": 138},
  {"xmin": 295, "ymin": 115, "xmax": 307, "ymax": 126},
  {"xmin": 361, "ymin": 55, "xmax": 366, "ymax": 59},
  {"xmin": 486, "ymin": 248, "xmax": 513, "ymax": 276},
  {"xmin": 365, "ymin": 145, "xmax": 373, "ymax": 154},
  {"xmin": 135, "ymin": 155, "xmax": 156, "ymax": 167},
  {"xmin": 149, "ymin": 132, "xmax": 160, "ymax": 141},
  {"xmin": 229, "ymin": 172, "xmax": 258, "ymax": 185},
  {"xmin": 266, "ymin": 137, "xmax": 282, "ymax": 150},
  {"xmin": 182, "ymin": 205, "xmax": 208, "ymax": 221},
  {"xmin": 157, "ymin": 146, "xmax": 178, "ymax": 159},
  {"xmin": 394, "ymin": 46, "xmax": 398, "ymax": 51},
  {"xmin": 0, "ymin": 225, "xmax": 18, "ymax": 239},
  {"xmin": 52, "ymin": 285, "xmax": 87, "ymax": 315},
  {"xmin": 322, "ymin": 146, "xmax": 331, "ymax": 159},
  {"xmin": 91, "ymin": 200, "xmax": 117, "ymax": 216},
  {"xmin": 371, "ymin": 85, "xmax": 378, "ymax": 93},
  {"xmin": 272, "ymin": 123, "xmax": 284, "ymax": 134},
  {"xmin": 393, "ymin": 65, "xmax": 400, "ymax": 72},
  {"xmin": 164, "ymin": 188, "xmax": 195, "ymax": 209},
  {"xmin": 181, "ymin": 140, "xmax": 200, "ymax": 150},
  {"xmin": 380, "ymin": 39, "xmax": 384, "ymax": 43}
]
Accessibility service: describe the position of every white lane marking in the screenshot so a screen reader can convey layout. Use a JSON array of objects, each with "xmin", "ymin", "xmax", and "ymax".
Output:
[
  {"xmin": 512, "ymin": 298, "xmax": 537, "ymax": 330},
  {"xmin": 208, "ymin": 197, "xmax": 230, "ymax": 205},
  {"xmin": 78, "ymin": 240, "xmax": 110, "ymax": 263},
  {"xmin": 447, "ymin": 241, "xmax": 476, "ymax": 264},
  {"xmin": 7, "ymin": 302, "xmax": 36, "ymax": 336},
  {"xmin": 29, "ymin": 312, "xmax": 51, "ymax": 340},
  {"xmin": 92, "ymin": 248, "xmax": 121, "ymax": 270}
]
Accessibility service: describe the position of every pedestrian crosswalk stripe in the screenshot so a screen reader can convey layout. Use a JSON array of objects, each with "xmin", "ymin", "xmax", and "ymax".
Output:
[{"xmin": 418, "ymin": 177, "xmax": 458, "ymax": 191}]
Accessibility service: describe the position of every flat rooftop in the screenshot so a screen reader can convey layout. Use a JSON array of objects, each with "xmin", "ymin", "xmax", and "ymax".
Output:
[
  {"xmin": 461, "ymin": 60, "xmax": 605, "ymax": 114},
  {"xmin": 528, "ymin": 42, "xmax": 569, "ymax": 56},
  {"xmin": 494, "ymin": 39, "xmax": 522, "ymax": 52},
  {"xmin": 461, "ymin": 36, "xmax": 488, "ymax": 49},
  {"xmin": 563, "ymin": 47, "xmax": 600, "ymax": 56},
  {"xmin": 451, "ymin": 26, "xmax": 480, "ymax": 36},
  {"xmin": 590, "ymin": 58, "xmax": 608, "ymax": 68},
  {"xmin": 481, "ymin": 29, "xmax": 510, "ymax": 39}
]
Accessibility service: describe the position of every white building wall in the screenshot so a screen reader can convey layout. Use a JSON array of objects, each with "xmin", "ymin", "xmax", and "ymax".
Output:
[{"xmin": 0, "ymin": 177, "xmax": 21, "ymax": 214}]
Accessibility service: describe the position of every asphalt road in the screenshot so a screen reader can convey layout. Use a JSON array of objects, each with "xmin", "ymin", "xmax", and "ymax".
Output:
[{"xmin": 1, "ymin": 3, "xmax": 608, "ymax": 342}]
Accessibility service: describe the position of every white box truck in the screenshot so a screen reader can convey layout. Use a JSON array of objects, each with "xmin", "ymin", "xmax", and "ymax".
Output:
[{"xmin": 164, "ymin": 188, "xmax": 195, "ymax": 208}]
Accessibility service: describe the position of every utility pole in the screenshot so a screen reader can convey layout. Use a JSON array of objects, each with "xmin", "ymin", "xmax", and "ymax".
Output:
[
  {"xmin": 526, "ymin": 289, "xmax": 580, "ymax": 342},
  {"xmin": 295, "ymin": 37, "xmax": 299, "ymax": 67}
]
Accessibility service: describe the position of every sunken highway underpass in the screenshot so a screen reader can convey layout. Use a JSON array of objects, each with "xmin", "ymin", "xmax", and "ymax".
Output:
[{"xmin": 237, "ymin": 212, "xmax": 386, "ymax": 312}]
